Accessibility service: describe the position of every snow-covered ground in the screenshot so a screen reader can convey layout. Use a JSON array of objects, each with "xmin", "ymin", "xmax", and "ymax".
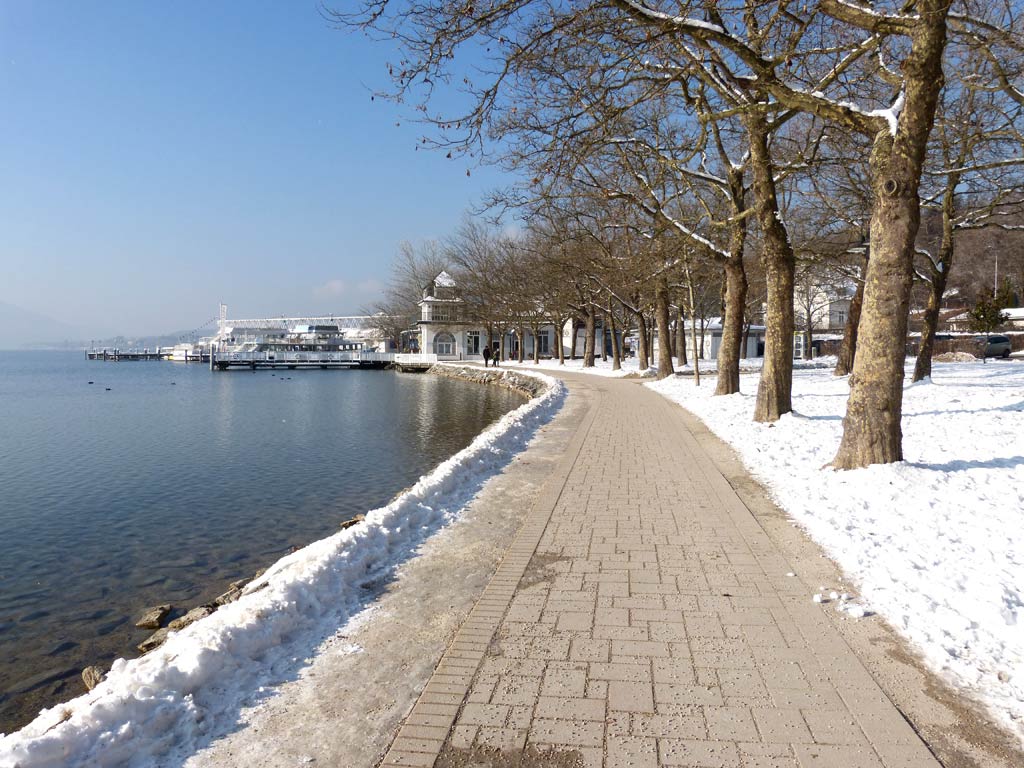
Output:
[
  {"xmin": 501, "ymin": 352, "xmax": 835, "ymax": 377},
  {"xmin": 0, "ymin": 368, "xmax": 565, "ymax": 768},
  {"xmin": 646, "ymin": 361, "xmax": 1024, "ymax": 744}
]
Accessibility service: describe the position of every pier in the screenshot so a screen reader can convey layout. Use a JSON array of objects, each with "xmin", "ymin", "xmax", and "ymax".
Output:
[{"xmin": 86, "ymin": 349, "xmax": 193, "ymax": 362}]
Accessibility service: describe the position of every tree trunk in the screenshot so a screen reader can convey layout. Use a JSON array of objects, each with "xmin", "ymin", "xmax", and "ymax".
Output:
[
  {"xmin": 912, "ymin": 270, "xmax": 947, "ymax": 382},
  {"xmin": 687, "ymin": 271, "xmax": 701, "ymax": 386},
  {"xmin": 674, "ymin": 301, "xmax": 687, "ymax": 365},
  {"xmin": 833, "ymin": 4, "xmax": 950, "ymax": 469},
  {"xmin": 532, "ymin": 324, "xmax": 541, "ymax": 364},
  {"xmin": 636, "ymin": 312, "xmax": 649, "ymax": 370},
  {"xmin": 747, "ymin": 113, "xmax": 795, "ymax": 422},
  {"xmin": 555, "ymin": 316, "xmax": 565, "ymax": 365},
  {"xmin": 655, "ymin": 277, "xmax": 675, "ymax": 379},
  {"xmin": 599, "ymin": 311, "xmax": 608, "ymax": 362},
  {"xmin": 803, "ymin": 321, "xmax": 813, "ymax": 361},
  {"xmin": 834, "ymin": 256, "xmax": 866, "ymax": 377},
  {"xmin": 608, "ymin": 302, "xmax": 621, "ymax": 371},
  {"xmin": 583, "ymin": 309, "xmax": 596, "ymax": 367},
  {"xmin": 517, "ymin": 325, "xmax": 525, "ymax": 363},
  {"xmin": 715, "ymin": 250, "xmax": 747, "ymax": 395},
  {"xmin": 741, "ymin": 322, "xmax": 750, "ymax": 359},
  {"xmin": 913, "ymin": 180, "xmax": 956, "ymax": 383},
  {"xmin": 569, "ymin": 319, "xmax": 578, "ymax": 359},
  {"xmin": 716, "ymin": 169, "xmax": 748, "ymax": 395}
]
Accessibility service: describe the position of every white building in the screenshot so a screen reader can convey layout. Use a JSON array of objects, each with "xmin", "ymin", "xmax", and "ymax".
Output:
[
  {"xmin": 418, "ymin": 272, "xmax": 767, "ymax": 362},
  {"xmin": 417, "ymin": 272, "xmax": 563, "ymax": 360}
]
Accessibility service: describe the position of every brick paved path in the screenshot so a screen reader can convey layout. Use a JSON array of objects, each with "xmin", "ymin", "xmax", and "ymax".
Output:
[{"xmin": 382, "ymin": 373, "xmax": 940, "ymax": 768}]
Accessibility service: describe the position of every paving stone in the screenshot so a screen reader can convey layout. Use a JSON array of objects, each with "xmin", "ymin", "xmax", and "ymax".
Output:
[
  {"xmin": 792, "ymin": 743, "xmax": 886, "ymax": 767},
  {"xmin": 608, "ymin": 680, "xmax": 656, "ymax": 713},
  {"xmin": 540, "ymin": 667, "xmax": 587, "ymax": 698},
  {"xmin": 606, "ymin": 734, "xmax": 659, "ymax": 768},
  {"xmin": 658, "ymin": 737, "xmax": 741, "ymax": 767},
  {"xmin": 529, "ymin": 718, "xmax": 604, "ymax": 748},
  {"xmin": 751, "ymin": 708, "xmax": 815, "ymax": 743},
  {"xmin": 704, "ymin": 705, "xmax": 759, "ymax": 741}
]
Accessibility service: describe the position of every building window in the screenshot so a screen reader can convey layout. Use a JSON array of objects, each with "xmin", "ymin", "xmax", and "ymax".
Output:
[
  {"xmin": 537, "ymin": 331, "xmax": 550, "ymax": 356},
  {"xmin": 836, "ymin": 310, "xmax": 846, "ymax": 326},
  {"xmin": 466, "ymin": 331, "xmax": 481, "ymax": 355},
  {"xmin": 430, "ymin": 304, "xmax": 457, "ymax": 322},
  {"xmin": 434, "ymin": 332, "xmax": 456, "ymax": 356}
]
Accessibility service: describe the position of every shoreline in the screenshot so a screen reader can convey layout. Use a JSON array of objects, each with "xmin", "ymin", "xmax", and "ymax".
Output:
[
  {"xmin": 0, "ymin": 365, "xmax": 565, "ymax": 766},
  {"xmin": 185, "ymin": 365, "xmax": 590, "ymax": 767}
]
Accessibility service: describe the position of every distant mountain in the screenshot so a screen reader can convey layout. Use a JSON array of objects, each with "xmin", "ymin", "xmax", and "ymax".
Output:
[
  {"xmin": 89, "ymin": 331, "xmax": 198, "ymax": 350},
  {"xmin": 0, "ymin": 301, "xmax": 82, "ymax": 349}
]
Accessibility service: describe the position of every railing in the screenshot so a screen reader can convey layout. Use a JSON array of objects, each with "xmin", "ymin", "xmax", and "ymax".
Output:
[
  {"xmin": 393, "ymin": 353, "xmax": 439, "ymax": 365},
  {"xmin": 215, "ymin": 351, "xmax": 394, "ymax": 363}
]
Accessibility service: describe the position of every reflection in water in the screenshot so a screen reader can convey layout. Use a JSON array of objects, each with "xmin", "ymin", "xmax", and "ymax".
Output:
[{"xmin": 0, "ymin": 353, "xmax": 523, "ymax": 733}]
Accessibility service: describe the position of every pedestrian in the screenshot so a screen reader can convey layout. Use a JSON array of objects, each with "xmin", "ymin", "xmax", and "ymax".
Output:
[{"xmin": 482, "ymin": 345, "xmax": 491, "ymax": 367}]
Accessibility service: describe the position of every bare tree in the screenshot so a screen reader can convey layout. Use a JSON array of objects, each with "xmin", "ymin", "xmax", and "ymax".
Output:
[
  {"xmin": 368, "ymin": 239, "xmax": 449, "ymax": 350},
  {"xmin": 339, "ymin": 0, "xmax": 1024, "ymax": 468},
  {"xmin": 912, "ymin": 50, "xmax": 1024, "ymax": 381}
]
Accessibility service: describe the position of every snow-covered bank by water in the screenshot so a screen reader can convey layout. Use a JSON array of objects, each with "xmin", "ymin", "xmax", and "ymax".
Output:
[
  {"xmin": 0, "ymin": 367, "xmax": 565, "ymax": 768},
  {"xmin": 647, "ymin": 362, "xmax": 1024, "ymax": 744}
]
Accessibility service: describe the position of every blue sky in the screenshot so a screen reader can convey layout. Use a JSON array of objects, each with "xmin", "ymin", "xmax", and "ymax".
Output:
[{"xmin": 0, "ymin": 2, "xmax": 514, "ymax": 339}]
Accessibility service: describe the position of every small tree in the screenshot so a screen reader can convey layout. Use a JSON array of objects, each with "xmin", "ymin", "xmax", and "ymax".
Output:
[{"xmin": 968, "ymin": 285, "xmax": 1011, "ymax": 362}]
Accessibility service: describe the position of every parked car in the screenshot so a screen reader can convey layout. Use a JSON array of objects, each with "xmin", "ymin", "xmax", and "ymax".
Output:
[{"xmin": 977, "ymin": 334, "xmax": 1012, "ymax": 358}]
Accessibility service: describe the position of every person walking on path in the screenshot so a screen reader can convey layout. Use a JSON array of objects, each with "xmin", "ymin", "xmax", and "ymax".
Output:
[{"xmin": 482, "ymin": 345, "xmax": 491, "ymax": 367}]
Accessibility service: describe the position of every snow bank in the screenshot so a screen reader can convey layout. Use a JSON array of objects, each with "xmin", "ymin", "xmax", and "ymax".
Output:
[
  {"xmin": 500, "ymin": 354, "xmax": 835, "ymax": 378},
  {"xmin": 648, "ymin": 362, "xmax": 1024, "ymax": 743},
  {"xmin": 0, "ymin": 367, "xmax": 565, "ymax": 768},
  {"xmin": 500, "ymin": 357, "xmax": 645, "ymax": 377}
]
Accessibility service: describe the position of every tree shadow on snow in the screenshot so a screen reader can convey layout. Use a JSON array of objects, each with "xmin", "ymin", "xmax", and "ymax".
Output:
[
  {"xmin": 905, "ymin": 400, "xmax": 1024, "ymax": 417},
  {"xmin": 907, "ymin": 455, "xmax": 1024, "ymax": 472}
]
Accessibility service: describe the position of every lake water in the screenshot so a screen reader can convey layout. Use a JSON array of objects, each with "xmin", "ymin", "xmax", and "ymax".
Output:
[{"xmin": 0, "ymin": 351, "xmax": 523, "ymax": 733}]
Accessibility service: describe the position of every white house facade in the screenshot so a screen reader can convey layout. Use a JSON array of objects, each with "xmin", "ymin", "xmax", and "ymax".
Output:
[
  {"xmin": 417, "ymin": 271, "xmax": 769, "ymax": 363},
  {"xmin": 417, "ymin": 271, "xmax": 558, "ymax": 360}
]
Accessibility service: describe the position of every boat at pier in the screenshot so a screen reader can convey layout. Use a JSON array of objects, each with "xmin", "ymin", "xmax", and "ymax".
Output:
[{"xmin": 211, "ymin": 323, "xmax": 392, "ymax": 370}]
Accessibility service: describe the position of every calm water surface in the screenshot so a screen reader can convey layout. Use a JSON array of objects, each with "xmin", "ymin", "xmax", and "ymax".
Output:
[{"xmin": 0, "ymin": 351, "xmax": 523, "ymax": 732}]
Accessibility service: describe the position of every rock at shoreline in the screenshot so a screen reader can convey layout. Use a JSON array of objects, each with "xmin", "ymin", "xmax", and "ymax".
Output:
[
  {"xmin": 168, "ymin": 605, "xmax": 214, "ymax": 631},
  {"xmin": 340, "ymin": 514, "xmax": 365, "ymax": 530},
  {"xmin": 82, "ymin": 666, "xmax": 105, "ymax": 691},
  {"xmin": 137, "ymin": 627, "xmax": 170, "ymax": 653},
  {"xmin": 427, "ymin": 364, "xmax": 545, "ymax": 398},
  {"xmin": 135, "ymin": 604, "xmax": 171, "ymax": 630},
  {"xmin": 215, "ymin": 577, "xmax": 252, "ymax": 606}
]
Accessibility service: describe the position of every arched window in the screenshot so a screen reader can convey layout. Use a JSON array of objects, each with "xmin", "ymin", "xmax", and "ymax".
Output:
[{"xmin": 433, "ymin": 332, "xmax": 456, "ymax": 356}]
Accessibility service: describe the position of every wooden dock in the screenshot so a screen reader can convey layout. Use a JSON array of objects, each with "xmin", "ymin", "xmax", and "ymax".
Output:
[{"xmin": 86, "ymin": 349, "xmax": 183, "ymax": 362}]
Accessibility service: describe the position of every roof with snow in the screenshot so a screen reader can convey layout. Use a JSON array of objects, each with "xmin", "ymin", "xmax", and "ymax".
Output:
[{"xmin": 434, "ymin": 271, "xmax": 456, "ymax": 288}]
